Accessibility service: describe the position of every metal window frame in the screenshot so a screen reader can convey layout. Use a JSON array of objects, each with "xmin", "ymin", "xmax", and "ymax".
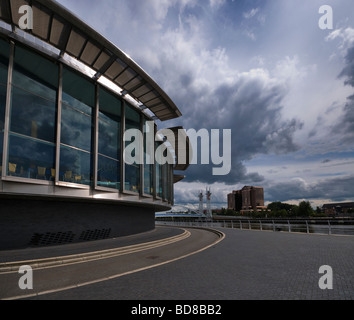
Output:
[{"xmin": 1, "ymin": 39, "xmax": 13, "ymax": 178}]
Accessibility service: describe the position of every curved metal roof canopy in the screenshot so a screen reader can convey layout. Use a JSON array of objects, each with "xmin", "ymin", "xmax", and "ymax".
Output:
[{"xmin": 0, "ymin": 0, "xmax": 182, "ymax": 121}]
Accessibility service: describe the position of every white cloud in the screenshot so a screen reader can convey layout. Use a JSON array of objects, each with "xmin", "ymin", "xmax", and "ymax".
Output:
[
  {"xmin": 243, "ymin": 8, "xmax": 259, "ymax": 19},
  {"xmin": 209, "ymin": 0, "xmax": 226, "ymax": 9},
  {"xmin": 326, "ymin": 27, "xmax": 354, "ymax": 53}
]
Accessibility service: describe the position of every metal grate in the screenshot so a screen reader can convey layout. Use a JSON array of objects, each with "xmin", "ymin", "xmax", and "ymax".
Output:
[
  {"xmin": 28, "ymin": 228, "xmax": 112, "ymax": 247},
  {"xmin": 79, "ymin": 228, "xmax": 111, "ymax": 241},
  {"xmin": 28, "ymin": 231, "xmax": 75, "ymax": 246}
]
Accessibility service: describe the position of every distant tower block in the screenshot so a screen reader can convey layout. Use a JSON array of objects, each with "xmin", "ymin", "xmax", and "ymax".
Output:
[
  {"xmin": 206, "ymin": 187, "xmax": 212, "ymax": 218},
  {"xmin": 198, "ymin": 191, "xmax": 204, "ymax": 215}
]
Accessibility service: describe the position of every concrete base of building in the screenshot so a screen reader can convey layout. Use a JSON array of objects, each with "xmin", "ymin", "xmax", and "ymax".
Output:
[{"xmin": 0, "ymin": 195, "xmax": 159, "ymax": 250}]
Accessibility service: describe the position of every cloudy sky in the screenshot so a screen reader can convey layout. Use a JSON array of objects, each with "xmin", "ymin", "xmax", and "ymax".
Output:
[{"xmin": 56, "ymin": 0, "xmax": 354, "ymax": 209}]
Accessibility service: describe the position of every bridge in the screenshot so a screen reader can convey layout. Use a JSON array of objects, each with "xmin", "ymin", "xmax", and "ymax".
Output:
[{"xmin": 155, "ymin": 205, "xmax": 207, "ymax": 219}]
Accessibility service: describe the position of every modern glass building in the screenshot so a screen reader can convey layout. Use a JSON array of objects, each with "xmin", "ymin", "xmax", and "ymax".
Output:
[{"xmin": 0, "ymin": 0, "xmax": 189, "ymax": 249}]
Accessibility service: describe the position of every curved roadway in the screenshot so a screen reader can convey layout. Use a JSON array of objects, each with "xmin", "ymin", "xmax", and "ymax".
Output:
[
  {"xmin": 1, "ymin": 226, "xmax": 353, "ymax": 300},
  {"xmin": 0, "ymin": 227, "xmax": 223, "ymax": 300}
]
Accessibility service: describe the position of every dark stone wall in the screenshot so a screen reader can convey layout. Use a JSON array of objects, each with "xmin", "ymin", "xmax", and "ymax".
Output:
[{"xmin": 0, "ymin": 197, "xmax": 155, "ymax": 250}]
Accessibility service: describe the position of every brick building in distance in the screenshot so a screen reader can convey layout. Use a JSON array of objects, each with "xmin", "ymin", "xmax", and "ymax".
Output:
[{"xmin": 228, "ymin": 186, "xmax": 266, "ymax": 213}]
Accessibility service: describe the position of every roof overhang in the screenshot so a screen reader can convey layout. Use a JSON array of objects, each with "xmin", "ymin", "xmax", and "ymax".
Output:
[
  {"xmin": 0, "ymin": 0, "xmax": 182, "ymax": 121},
  {"xmin": 162, "ymin": 126, "xmax": 192, "ymax": 172},
  {"xmin": 173, "ymin": 175, "xmax": 185, "ymax": 184}
]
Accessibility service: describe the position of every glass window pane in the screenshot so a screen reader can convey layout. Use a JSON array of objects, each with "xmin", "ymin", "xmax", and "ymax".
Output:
[
  {"xmin": 125, "ymin": 104, "xmax": 140, "ymax": 193},
  {"xmin": 0, "ymin": 132, "xmax": 3, "ymax": 175},
  {"xmin": 13, "ymin": 45, "xmax": 58, "ymax": 91},
  {"xmin": 8, "ymin": 134, "xmax": 55, "ymax": 180},
  {"xmin": 0, "ymin": 80, "xmax": 7, "ymax": 131},
  {"xmin": 0, "ymin": 85, "xmax": 6, "ymax": 175},
  {"xmin": 97, "ymin": 88, "xmax": 121, "ymax": 190},
  {"xmin": 60, "ymin": 68, "xmax": 94, "ymax": 186},
  {"xmin": 144, "ymin": 163, "xmax": 153, "ymax": 195},
  {"xmin": 143, "ymin": 119, "xmax": 153, "ymax": 195},
  {"xmin": 7, "ymin": 45, "xmax": 58, "ymax": 181},
  {"xmin": 11, "ymin": 46, "xmax": 57, "ymax": 143},
  {"xmin": 61, "ymin": 102, "xmax": 93, "ymax": 151},
  {"xmin": 10, "ymin": 86, "xmax": 56, "ymax": 142},
  {"xmin": 97, "ymin": 155, "xmax": 120, "ymax": 189},
  {"xmin": 62, "ymin": 67, "xmax": 95, "ymax": 109},
  {"xmin": 162, "ymin": 163, "xmax": 167, "ymax": 199},
  {"xmin": 0, "ymin": 39, "xmax": 9, "ymax": 175},
  {"xmin": 59, "ymin": 145, "xmax": 92, "ymax": 186},
  {"xmin": 61, "ymin": 68, "xmax": 94, "ymax": 152},
  {"xmin": 98, "ymin": 88, "xmax": 121, "ymax": 159},
  {"xmin": 155, "ymin": 141, "xmax": 162, "ymax": 198},
  {"xmin": 0, "ymin": 38, "xmax": 9, "ymax": 85},
  {"xmin": 125, "ymin": 163, "xmax": 139, "ymax": 192}
]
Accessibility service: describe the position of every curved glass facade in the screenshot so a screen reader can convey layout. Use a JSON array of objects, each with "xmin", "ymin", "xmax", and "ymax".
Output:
[{"xmin": 0, "ymin": 38, "xmax": 174, "ymax": 204}]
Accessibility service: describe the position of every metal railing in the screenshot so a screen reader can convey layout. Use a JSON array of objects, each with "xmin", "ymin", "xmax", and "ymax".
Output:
[{"xmin": 156, "ymin": 219, "xmax": 354, "ymax": 236}]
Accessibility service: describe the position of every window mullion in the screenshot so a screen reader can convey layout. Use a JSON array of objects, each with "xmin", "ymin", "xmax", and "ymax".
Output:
[{"xmin": 2, "ymin": 40, "xmax": 14, "ymax": 177}]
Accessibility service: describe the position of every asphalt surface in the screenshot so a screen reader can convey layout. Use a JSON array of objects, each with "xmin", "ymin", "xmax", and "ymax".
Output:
[
  {"xmin": 0, "ymin": 227, "xmax": 184, "ymax": 263},
  {"xmin": 0, "ymin": 226, "xmax": 222, "ymax": 300},
  {"xmin": 1, "ymin": 226, "xmax": 353, "ymax": 300}
]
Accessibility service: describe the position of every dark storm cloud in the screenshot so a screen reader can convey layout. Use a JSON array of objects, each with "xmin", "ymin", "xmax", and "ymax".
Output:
[
  {"xmin": 265, "ymin": 175, "xmax": 354, "ymax": 202},
  {"xmin": 167, "ymin": 69, "xmax": 303, "ymax": 185},
  {"xmin": 332, "ymin": 45, "xmax": 354, "ymax": 143},
  {"xmin": 339, "ymin": 46, "xmax": 354, "ymax": 87}
]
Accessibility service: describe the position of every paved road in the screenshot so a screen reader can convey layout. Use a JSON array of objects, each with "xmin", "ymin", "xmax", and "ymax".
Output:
[
  {"xmin": 2, "ymin": 227, "xmax": 354, "ymax": 300},
  {"xmin": 0, "ymin": 227, "xmax": 221, "ymax": 300}
]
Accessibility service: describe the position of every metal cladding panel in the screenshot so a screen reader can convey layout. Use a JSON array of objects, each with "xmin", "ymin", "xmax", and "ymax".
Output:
[
  {"xmin": 139, "ymin": 91, "xmax": 159, "ymax": 104},
  {"xmin": 173, "ymin": 175, "xmax": 185, "ymax": 183},
  {"xmin": 115, "ymin": 67, "xmax": 137, "ymax": 86},
  {"xmin": 163, "ymin": 126, "xmax": 191, "ymax": 172},
  {"xmin": 10, "ymin": 0, "xmax": 29, "ymax": 27},
  {"xmin": 0, "ymin": 0, "xmax": 11, "ymax": 23},
  {"xmin": 80, "ymin": 41, "xmax": 101, "ymax": 66},
  {"xmin": 66, "ymin": 29, "xmax": 86, "ymax": 57},
  {"xmin": 93, "ymin": 50, "xmax": 110, "ymax": 71},
  {"xmin": 144, "ymin": 97, "xmax": 163, "ymax": 107},
  {"xmin": 132, "ymin": 83, "xmax": 153, "ymax": 98},
  {"xmin": 155, "ymin": 109, "xmax": 172, "ymax": 117},
  {"xmin": 50, "ymin": 16, "xmax": 65, "ymax": 46},
  {"xmin": 32, "ymin": 4, "xmax": 51, "ymax": 40},
  {"xmin": 124, "ymin": 76, "xmax": 143, "ymax": 91},
  {"xmin": 105, "ymin": 59, "xmax": 126, "ymax": 80},
  {"xmin": 150, "ymin": 104, "xmax": 167, "ymax": 113}
]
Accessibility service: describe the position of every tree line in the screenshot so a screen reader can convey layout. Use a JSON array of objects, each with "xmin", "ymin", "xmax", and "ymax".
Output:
[{"xmin": 217, "ymin": 201, "xmax": 325, "ymax": 218}]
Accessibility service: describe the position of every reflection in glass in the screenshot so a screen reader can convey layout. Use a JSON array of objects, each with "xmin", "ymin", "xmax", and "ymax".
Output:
[
  {"xmin": 155, "ymin": 141, "xmax": 163, "ymax": 198},
  {"xmin": 162, "ymin": 163, "xmax": 168, "ymax": 200},
  {"xmin": 166, "ymin": 164, "xmax": 171, "ymax": 202},
  {"xmin": 10, "ymin": 85, "xmax": 56, "ymax": 142},
  {"xmin": 60, "ymin": 145, "xmax": 92, "ymax": 186},
  {"xmin": 125, "ymin": 104, "xmax": 140, "ymax": 193},
  {"xmin": 60, "ymin": 68, "xmax": 94, "ymax": 186},
  {"xmin": 61, "ymin": 102, "xmax": 92, "ymax": 151},
  {"xmin": 98, "ymin": 155, "xmax": 120, "ymax": 189},
  {"xmin": 143, "ymin": 119, "xmax": 153, "ymax": 195},
  {"xmin": 97, "ymin": 88, "xmax": 121, "ymax": 189},
  {"xmin": 8, "ymin": 134, "xmax": 55, "ymax": 180},
  {"xmin": 8, "ymin": 45, "xmax": 57, "ymax": 180}
]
